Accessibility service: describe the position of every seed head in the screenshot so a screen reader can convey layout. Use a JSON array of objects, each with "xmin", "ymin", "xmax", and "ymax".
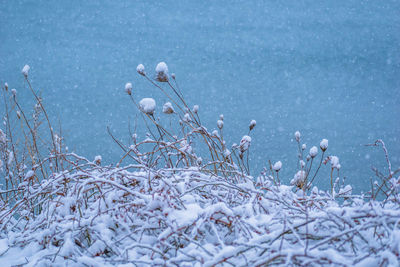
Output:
[
  {"xmin": 249, "ymin": 120, "xmax": 256, "ymax": 131},
  {"xmin": 294, "ymin": 131, "xmax": 301, "ymax": 142},
  {"xmin": 320, "ymin": 139, "xmax": 328, "ymax": 152},
  {"xmin": 136, "ymin": 64, "xmax": 145, "ymax": 76},
  {"xmin": 125, "ymin": 82, "xmax": 132, "ymax": 95}
]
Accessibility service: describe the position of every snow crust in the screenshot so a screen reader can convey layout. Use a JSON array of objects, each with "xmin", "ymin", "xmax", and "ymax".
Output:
[{"xmin": 1, "ymin": 164, "xmax": 398, "ymax": 266}]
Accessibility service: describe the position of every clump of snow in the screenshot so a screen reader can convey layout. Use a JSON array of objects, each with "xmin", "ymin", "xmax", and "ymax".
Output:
[
  {"xmin": 272, "ymin": 161, "xmax": 282, "ymax": 171},
  {"xmin": 329, "ymin": 156, "xmax": 340, "ymax": 169},
  {"xmin": 136, "ymin": 64, "xmax": 145, "ymax": 76},
  {"xmin": 300, "ymin": 160, "xmax": 305, "ymax": 168},
  {"xmin": 21, "ymin": 65, "xmax": 30, "ymax": 77},
  {"xmin": 223, "ymin": 149, "xmax": 231, "ymax": 158},
  {"xmin": 155, "ymin": 62, "xmax": 168, "ymax": 82},
  {"xmin": 124, "ymin": 82, "xmax": 132, "ymax": 95},
  {"xmin": 309, "ymin": 146, "xmax": 318, "ymax": 158},
  {"xmin": 11, "ymin": 89, "xmax": 17, "ymax": 96},
  {"xmin": 193, "ymin": 105, "xmax": 199, "ymax": 113},
  {"xmin": 249, "ymin": 119, "xmax": 256, "ymax": 131},
  {"xmin": 94, "ymin": 155, "xmax": 102, "ymax": 165},
  {"xmin": 183, "ymin": 113, "xmax": 191, "ymax": 122},
  {"xmin": 320, "ymin": 139, "xmax": 329, "ymax": 151},
  {"xmin": 219, "ymin": 114, "xmax": 224, "ymax": 121},
  {"xmin": 239, "ymin": 135, "xmax": 251, "ymax": 153},
  {"xmin": 162, "ymin": 102, "xmax": 174, "ymax": 114},
  {"xmin": 139, "ymin": 98, "xmax": 156, "ymax": 115},
  {"xmin": 25, "ymin": 170, "xmax": 35, "ymax": 180},
  {"xmin": 217, "ymin": 119, "xmax": 223, "ymax": 129},
  {"xmin": 291, "ymin": 170, "xmax": 306, "ymax": 187},
  {"xmin": 294, "ymin": 131, "xmax": 301, "ymax": 142},
  {"xmin": 339, "ymin": 184, "xmax": 352, "ymax": 195},
  {"xmin": 302, "ymin": 144, "xmax": 306, "ymax": 150}
]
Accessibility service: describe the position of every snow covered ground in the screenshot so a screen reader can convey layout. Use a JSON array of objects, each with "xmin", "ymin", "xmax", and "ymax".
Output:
[{"xmin": 1, "ymin": 1, "xmax": 399, "ymax": 192}]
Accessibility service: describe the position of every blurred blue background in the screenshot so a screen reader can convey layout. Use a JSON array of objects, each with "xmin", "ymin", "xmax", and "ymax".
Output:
[{"xmin": 1, "ymin": 0, "xmax": 399, "ymax": 192}]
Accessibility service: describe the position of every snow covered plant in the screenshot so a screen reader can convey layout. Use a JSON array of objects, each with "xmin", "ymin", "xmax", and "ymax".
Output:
[{"xmin": 1, "ymin": 65, "xmax": 400, "ymax": 266}]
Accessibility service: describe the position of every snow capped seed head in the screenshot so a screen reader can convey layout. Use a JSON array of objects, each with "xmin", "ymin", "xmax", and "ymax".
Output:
[
  {"xmin": 224, "ymin": 149, "xmax": 231, "ymax": 158},
  {"xmin": 309, "ymin": 146, "xmax": 318, "ymax": 158},
  {"xmin": 16, "ymin": 111, "xmax": 21, "ymax": 119},
  {"xmin": 139, "ymin": 98, "xmax": 156, "ymax": 115},
  {"xmin": 183, "ymin": 113, "xmax": 191, "ymax": 122},
  {"xmin": 329, "ymin": 156, "xmax": 340, "ymax": 169},
  {"xmin": 273, "ymin": 161, "xmax": 282, "ymax": 172},
  {"xmin": 219, "ymin": 114, "xmax": 224, "ymax": 121},
  {"xmin": 212, "ymin": 130, "xmax": 219, "ymax": 136},
  {"xmin": 193, "ymin": 105, "xmax": 199, "ymax": 113},
  {"xmin": 94, "ymin": 155, "xmax": 102, "ymax": 165},
  {"xmin": 125, "ymin": 82, "xmax": 132, "ymax": 95},
  {"xmin": 239, "ymin": 135, "xmax": 252, "ymax": 153},
  {"xmin": 217, "ymin": 119, "xmax": 224, "ymax": 129},
  {"xmin": 162, "ymin": 102, "xmax": 175, "ymax": 114},
  {"xmin": 136, "ymin": 64, "xmax": 145, "ymax": 76},
  {"xmin": 306, "ymin": 155, "xmax": 311, "ymax": 161},
  {"xmin": 197, "ymin": 157, "xmax": 202, "ymax": 165},
  {"xmin": 11, "ymin": 89, "xmax": 17, "ymax": 97},
  {"xmin": 22, "ymin": 65, "xmax": 30, "ymax": 77},
  {"xmin": 155, "ymin": 62, "xmax": 168, "ymax": 82},
  {"xmin": 320, "ymin": 139, "xmax": 328, "ymax": 152},
  {"xmin": 291, "ymin": 170, "xmax": 306, "ymax": 188},
  {"xmin": 249, "ymin": 120, "xmax": 257, "ymax": 131},
  {"xmin": 171, "ymin": 73, "xmax": 176, "ymax": 79},
  {"xmin": 300, "ymin": 160, "xmax": 305, "ymax": 168},
  {"xmin": 302, "ymin": 144, "xmax": 306, "ymax": 150},
  {"xmin": 4, "ymin": 83, "xmax": 8, "ymax": 91},
  {"xmin": 294, "ymin": 131, "xmax": 301, "ymax": 142}
]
